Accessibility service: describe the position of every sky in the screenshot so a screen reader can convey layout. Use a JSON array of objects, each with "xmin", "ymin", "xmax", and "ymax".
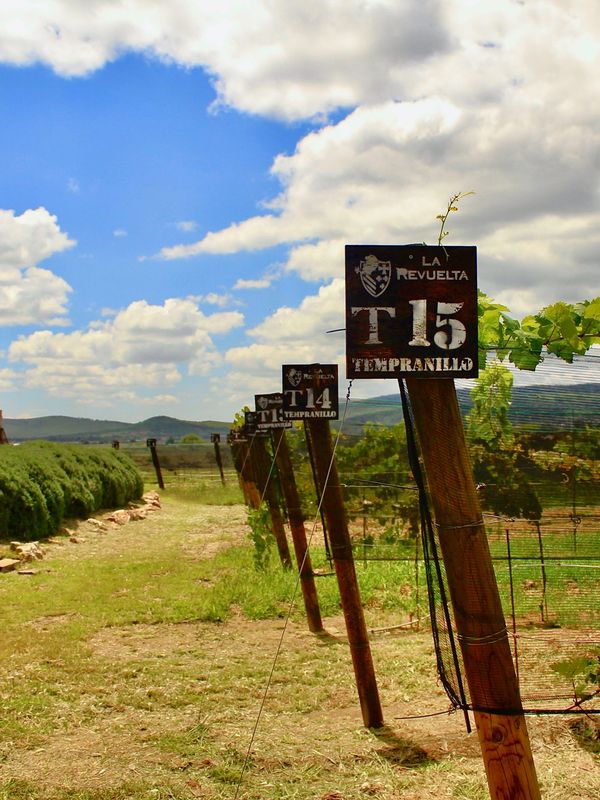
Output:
[{"xmin": 0, "ymin": 0, "xmax": 599, "ymax": 423}]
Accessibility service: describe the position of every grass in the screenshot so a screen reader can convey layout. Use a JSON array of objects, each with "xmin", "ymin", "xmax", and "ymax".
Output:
[{"xmin": 0, "ymin": 489, "xmax": 598, "ymax": 799}]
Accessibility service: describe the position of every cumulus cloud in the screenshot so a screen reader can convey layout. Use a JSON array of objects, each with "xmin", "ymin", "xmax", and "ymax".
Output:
[
  {"xmin": 0, "ymin": 367, "xmax": 17, "ymax": 392},
  {"xmin": 0, "ymin": 207, "xmax": 74, "ymax": 326},
  {"xmin": 222, "ymin": 280, "xmax": 346, "ymax": 397},
  {"xmin": 233, "ymin": 277, "xmax": 273, "ymax": 290},
  {"xmin": 9, "ymin": 298, "xmax": 244, "ymax": 399},
  {"xmin": 175, "ymin": 220, "xmax": 199, "ymax": 232},
  {"xmin": 0, "ymin": 0, "xmax": 449, "ymax": 119}
]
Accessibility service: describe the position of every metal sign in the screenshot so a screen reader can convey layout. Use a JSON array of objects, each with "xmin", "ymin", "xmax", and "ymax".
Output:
[
  {"xmin": 345, "ymin": 244, "xmax": 478, "ymax": 379},
  {"xmin": 281, "ymin": 364, "xmax": 339, "ymax": 420},
  {"xmin": 254, "ymin": 392, "xmax": 292, "ymax": 429},
  {"xmin": 244, "ymin": 411, "xmax": 269, "ymax": 437}
]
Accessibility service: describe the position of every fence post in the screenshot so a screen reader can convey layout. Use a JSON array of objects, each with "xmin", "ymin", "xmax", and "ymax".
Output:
[
  {"xmin": 146, "ymin": 438, "xmax": 165, "ymax": 490},
  {"xmin": 0, "ymin": 410, "xmax": 9, "ymax": 445},
  {"xmin": 305, "ymin": 417, "xmax": 383, "ymax": 729},
  {"xmin": 406, "ymin": 377, "xmax": 540, "ymax": 800},
  {"xmin": 252, "ymin": 434, "xmax": 293, "ymax": 569},
  {"xmin": 271, "ymin": 428, "xmax": 323, "ymax": 632},
  {"xmin": 211, "ymin": 433, "xmax": 226, "ymax": 486}
]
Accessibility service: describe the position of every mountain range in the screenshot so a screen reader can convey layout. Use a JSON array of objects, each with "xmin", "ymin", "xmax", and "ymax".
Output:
[{"xmin": 2, "ymin": 383, "xmax": 598, "ymax": 442}]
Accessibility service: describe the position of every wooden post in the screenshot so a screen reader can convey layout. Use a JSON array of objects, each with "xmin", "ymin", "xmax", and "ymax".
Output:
[
  {"xmin": 212, "ymin": 434, "xmax": 226, "ymax": 486},
  {"xmin": 252, "ymin": 435, "xmax": 293, "ymax": 569},
  {"xmin": 0, "ymin": 410, "xmax": 9, "ymax": 445},
  {"xmin": 406, "ymin": 378, "xmax": 541, "ymax": 800},
  {"xmin": 239, "ymin": 439, "xmax": 262, "ymax": 509},
  {"xmin": 146, "ymin": 438, "xmax": 165, "ymax": 490},
  {"xmin": 230, "ymin": 439, "xmax": 250, "ymax": 505},
  {"xmin": 305, "ymin": 418, "xmax": 383, "ymax": 728},
  {"xmin": 271, "ymin": 428, "xmax": 323, "ymax": 632}
]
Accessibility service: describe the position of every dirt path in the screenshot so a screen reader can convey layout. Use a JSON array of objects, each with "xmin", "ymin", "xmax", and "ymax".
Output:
[{"xmin": 0, "ymin": 497, "xmax": 598, "ymax": 799}]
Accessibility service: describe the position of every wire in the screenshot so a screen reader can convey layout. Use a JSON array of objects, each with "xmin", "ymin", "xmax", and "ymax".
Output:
[{"xmin": 233, "ymin": 383, "xmax": 355, "ymax": 799}]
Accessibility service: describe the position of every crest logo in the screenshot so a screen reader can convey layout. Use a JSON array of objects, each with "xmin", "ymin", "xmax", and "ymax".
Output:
[
  {"xmin": 257, "ymin": 396, "xmax": 269, "ymax": 410},
  {"xmin": 357, "ymin": 254, "xmax": 391, "ymax": 298},
  {"xmin": 286, "ymin": 368, "xmax": 302, "ymax": 388}
]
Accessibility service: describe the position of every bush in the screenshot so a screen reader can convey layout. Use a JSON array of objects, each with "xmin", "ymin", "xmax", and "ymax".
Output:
[{"xmin": 0, "ymin": 442, "xmax": 143, "ymax": 541}]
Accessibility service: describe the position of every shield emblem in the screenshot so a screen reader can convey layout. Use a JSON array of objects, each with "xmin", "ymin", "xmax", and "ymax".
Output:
[
  {"xmin": 286, "ymin": 368, "xmax": 302, "ymax": 388},
  {"xmin": 357, "ymin": 254, "xmax": 391, "ymax": 298},
  {"xmin": 257, "ymin": 396, "xmax": 269, "ymax": 410}
]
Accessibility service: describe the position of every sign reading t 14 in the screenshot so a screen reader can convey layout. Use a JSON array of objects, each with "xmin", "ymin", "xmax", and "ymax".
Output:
[
  {"xmin": 282, "ymin": 364, "xmax": 339, "ymax": 420},
  {"xmin": 345, "ymin": 244, "xmax": 478, "ymax": 379}
]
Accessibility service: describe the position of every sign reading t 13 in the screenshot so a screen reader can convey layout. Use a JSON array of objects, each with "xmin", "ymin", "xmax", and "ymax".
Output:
[{"xmin": 345, "ymin": 244, "xmax": 478, "ymax": 379}]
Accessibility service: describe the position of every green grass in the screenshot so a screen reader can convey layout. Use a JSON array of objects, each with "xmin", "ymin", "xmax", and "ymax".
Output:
[{"xmin": 0, "ymin": 492, "xmax": 598, "ymax": 799}]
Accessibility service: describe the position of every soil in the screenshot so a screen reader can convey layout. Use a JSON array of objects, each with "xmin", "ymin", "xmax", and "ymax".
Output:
[{"xmin": 1, "ymin": 498, "xmax": 599, "ymax": 799}]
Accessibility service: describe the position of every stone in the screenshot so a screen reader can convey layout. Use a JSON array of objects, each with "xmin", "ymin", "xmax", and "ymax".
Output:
[
  {"xmin": 105, "ymin": 510, "xmax": 130, "ymax": 526},
  {"xmin": 0, "ymin": 558, "xmax": 20, "ymax": 573},
  {"xmin": 10, "ymin": 541, "xmax": 45, "ymax": 561}
]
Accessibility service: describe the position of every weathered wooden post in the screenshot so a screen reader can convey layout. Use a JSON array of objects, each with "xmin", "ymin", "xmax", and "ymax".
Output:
[
  {"xmin": 272, "ymin": 427, "xmax": 323, "ymax": 631},
  {"xmin": 238, "ymin": 434, "xmax": 262, "ymax": 509},
  {"xmin": 211, "ymin": 432, "xmax": 226, "ymax": 486},
  {"xmin": 282, "ymin": 364, "xmax": 384, "ymax": 728},
  {"xmin": 255, "ymin": 390, "xmax": 323, "ymax": 632},
  {"xmin": 112, "ymin": 440, "xmax": 120, "ymax": 449},
  {"xmin": 146, "ymin": 437, "xmax": 164, "ymax": 490},
  {"xmin": 0, "ymin": 410, "xmax": 9, "ymax": 445},
  {"xmin": 345, "ymin": 244, "xmax": 541, "ymax": 799},
  {"xmin": 228, "ymin": 432, "xmax": 252, "ymax": 505},
  {"xmin": 246, "ymin": 410, "xmax": 292, "ymax": 569}
]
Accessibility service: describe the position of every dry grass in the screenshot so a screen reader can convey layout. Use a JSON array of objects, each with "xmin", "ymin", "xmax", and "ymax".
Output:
[{"xmin": 0, "ymin": 494, "xmax": 598, "ymax": 799}]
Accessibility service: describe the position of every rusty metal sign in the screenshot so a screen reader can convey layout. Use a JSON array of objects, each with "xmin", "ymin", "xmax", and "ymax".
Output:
[
  {"xmin": 254, "ymin": 393, "xmax": 292, "ymax": 429},
  {"xmin": 244, "ymin": 411, "xmax": 269, "ymax": 437},
  {"xmin": 281, "ymin": 364, "xmax": 339, "ymax": 420},
  {"xmin": 345, "ymin": 245, "xmax": 478, "ymax": 379}
]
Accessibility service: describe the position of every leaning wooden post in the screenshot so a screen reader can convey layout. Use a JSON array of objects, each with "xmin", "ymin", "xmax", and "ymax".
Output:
[
  {"xmin": 305, "ymin": 417, "xmax": 383, "ymax": 728},
  {"xmin": 0, "ymin": 410, "xmax": 9, "ymax": 445},
  {"xmin": 146, "ymin": 438, "xmax": 165, "ymax": 490},
  {"xmin": 345, "ymin": 242, "xmax": 541, "ymax": 797},
  {"xmin": 272, "ymin": 427, "xmax": 323, "ymax": 632},
  {"xmin": 406, "ymin": 378, "xmax": 541, "ymax": 800},
  {"xmin": 252, "ymin": 433, "xmax": 293, "ymax": 569},
  {"xmin": 240, "ymin": 437, "xmax": 261, "ymax": 509},
  {"xmin": 211, "ymin": 433, "xmax": 226, "ymax": 486}
]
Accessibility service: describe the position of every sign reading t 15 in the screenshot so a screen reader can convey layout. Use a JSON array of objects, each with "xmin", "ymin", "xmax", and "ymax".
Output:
[{"xmin": 345, "ymin": 244, "xmax": 478, "ymax": 380}]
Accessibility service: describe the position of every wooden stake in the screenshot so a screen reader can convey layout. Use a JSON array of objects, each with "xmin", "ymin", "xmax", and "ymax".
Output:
[
  {"xmin": 0, "ymin": 410, "xmax": 9, "ymax": 445},
  {"xmin": 405, "ymin": 378, "xmax": 541, "ymax": 800},
  {"xmin": 146, "ymin": 439, "xmax": 165, "ymax": 490},
  {"xmin": 271, "ymin": 428, "xmax": 323, "ymax": 632},
  {"xmin": 239, "ymin": 439, "xmax": 262, "ymax": 509},
  {"xmin": 305, "ymin": 418, "xmax": 383, "ymax": 728},
  {"xmin": 213, "ymin": 436, "xmax": 226, "ymax": 486},
  {"xmin": 252, "ymin": 434, "xmax": 293, "ymax": 569}
]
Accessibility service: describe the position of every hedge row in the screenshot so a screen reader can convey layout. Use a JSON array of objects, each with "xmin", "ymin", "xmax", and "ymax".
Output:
[{"xmin": 0, "ymin": 442, "xmax": 144, "ymax": 541}]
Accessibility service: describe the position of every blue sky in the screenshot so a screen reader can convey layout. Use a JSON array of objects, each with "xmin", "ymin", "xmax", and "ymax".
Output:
[{"xmin": 0, "ymin": 1, "xmax": 598, "ymax": 422}]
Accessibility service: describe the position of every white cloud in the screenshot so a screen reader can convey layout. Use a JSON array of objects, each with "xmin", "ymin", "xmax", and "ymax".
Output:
[
  {"xmin": 222, "ymin": 280, "xmax": 346, "ymax": 396},
  {"xmin": 175, "ymin": 220, "xmax": 199, "ymax": 232},
  {"xmin": 9, "ymin": 298, "xmax": 244, "ymax": 399},
  {"xmin": 113, "ymin": 228, "xmax": 127, "ymax": 237},
  {"xmin": 67, "ymin": 177, "xmax": 80, "ymax": 193},
  {"xmin": 0, "ymin": 367, "xmax": 17, "ymax": 391},
  {"xmin": 192, "ymin": 292, "xmax": 236, "ymax": 307},
  {"xmin": 233, "ymin": 277, "xmax": 273, "ymax": 290},
  {"xmin": 0, "ymin": 208, "xmax": 74, "ymax": 326},
  {"xmin": 0, "ymin": 0, "xmax": 449, "ymax": 119}
]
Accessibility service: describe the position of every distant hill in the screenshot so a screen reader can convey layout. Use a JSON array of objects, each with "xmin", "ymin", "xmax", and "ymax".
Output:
[
  {"xmin": 340, "ymin": 382, "xmax": 600, "ymax": 435},
  {"xmin": 3, "ymin": 415, "xmax": 231, "ymax": 443},
  {"xmin": 3, "ymin": 383, "xmax": 598, "ymax": 442}
]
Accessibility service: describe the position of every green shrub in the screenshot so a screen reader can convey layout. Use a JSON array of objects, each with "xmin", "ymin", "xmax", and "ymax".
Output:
[{"xmin": 0, "ymin": 443, "xmax": 143, "ymax": 541}]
